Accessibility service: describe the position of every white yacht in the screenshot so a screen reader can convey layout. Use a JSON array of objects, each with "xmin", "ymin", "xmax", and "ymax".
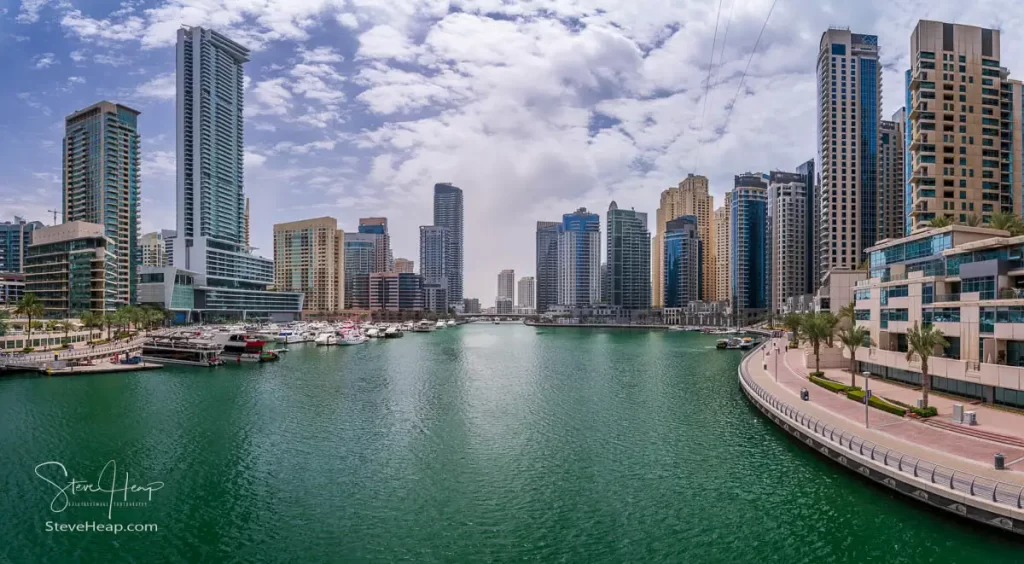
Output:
[
  {"xmin": 314, "ymin": 333, "xmax": 337, "ymax": 346},
  {"xmin": 413, "ymin": 320, "xmax": 436, "ymax": 333},
  {"xmin": 384, "ymin": 326, "xmax": 403, "ymax": 338},
  {"xmin": 365, "ymin": 327, "xmax": 381, "ymax": 339},
  {"xmin": 446, "ymin": 319, "xmax": 456, "ymax": 327},
  {"xmin": 435, "ymin": 320, "xmax": 446, "ymax": 330},
  {"xmin": 337, "ymin": 331, "xmax": 369, "ymax": 345}
]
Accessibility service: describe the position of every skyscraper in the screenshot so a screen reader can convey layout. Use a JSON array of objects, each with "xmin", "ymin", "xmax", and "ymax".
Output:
[
  {"xmin": 394, "ymin": 258, "xmax": 414, "ymax": 273},
  {"xmin": 654, "ymin": 174, "xmax": 713, "ymax": 306},
  {"xmin": 0, "ymin": 217, "xmax": 44, "ymax": 273},
  {"xmin": 497, "ymin": 269, "xmax": 515, "ymax": 303},
  {"xmin": 419, "ymin": 225, "xmax": 448, "ymax": 282},
  {"xmin": 358, "ymin": 217, "xmax": 392, "ymax": 273},
  {"xmin": 768, "ymin": 171, "xmax": 808, "ymax": 314},
  {"xmin": 879, "ymin": 115, "xmax": 905, "ymax": 241},
  {"xmin": 795, "ymin": 159, "xmax": 819, "ymax": 293},
  {"xmin": 273, "ymin": 217, "xmax": 345, "ymax": 316},
  {"xmin": 434, "ymin": 183, "xmax": 464, "ymax": 305},
  {"xmin": 517, "ymin": 276, "xmax": 535, "ymax": 308},
  {"xmin": 535, "ymin": 221, "xmax": 560, "ymax": 314},
  {"xmin": 606, "ymin": 201, "xmax": 650, "ymax": 309},
  {"xmin": 344, "ymin": 232, "xmax": 376, "ymax": 310},
  {"xmin": 663, "ymin": 215, "xmax": 701, "ymax": 308},
  {"xmin": 174, "ymin": 26, "xmax": 303, "ymax": 318},
  {"xmin": 817, "ymin": 28, "xmax": 882, "ymax": 278},
  {"xmin": 731, "ymin": 173, "xmax": 768, "ymax": 323},
  {"xmin": 713, "ymin": 201, "xmax": 730, "ymax": 302},
  {"xmin": 140, "ymin": 232, "xmax": 166, "ymax": 267},
  {"xmin": 907, "ymin": 21, "xmax": 1023, "ymax": 228},
  {"xmin": 63, "ymin": 100, "xmax": 141, "ymax": 305},
  {"xmin": 557, "ymin": 208, "xmax": 601, "ymax": 307}
]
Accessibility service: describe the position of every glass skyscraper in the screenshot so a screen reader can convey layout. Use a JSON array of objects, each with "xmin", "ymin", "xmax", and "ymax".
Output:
[
  {"xmin": 63, "ymin": 101, "xmax": 141, "ymax": 305},
  {"xmin": 606, "ymin": 201, "xmax": 650, "ymax": 309},
  {"xmin": 557, "ymin": 208, "xmax": 601, "ymax": 307},
  {"xmin": 731, "ymin": 174, "xmax": 769, "ymax": 323},
  {"xmin": 663, "ymin": 215, "xmax": 700, "ymax": 308},
  {"xmin": 174, "ymin": 26, "xmax": 302, "ymax": 319},
  {"xmin": 535, "ymin": 221, "xmax": 560, "ymax": 314},
  {"xmin": 0, "ymin": 218, "xmax": 44, "ymax": 273},
  {"xmin": 433, "ymin": 183, "xmax": 463, "ymax": 307},
  {"xmin": 344, "ymin": 233, "xmax": 376, "ymax": 310}
]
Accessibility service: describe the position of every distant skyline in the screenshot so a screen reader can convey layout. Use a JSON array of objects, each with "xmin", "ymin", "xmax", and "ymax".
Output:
[{"xmin": 0, "ymin": 1, "xmax": 1017, "ymax": 306}]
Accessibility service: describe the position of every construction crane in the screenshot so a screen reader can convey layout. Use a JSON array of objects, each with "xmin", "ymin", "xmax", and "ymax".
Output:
[{"xmin": 47, "ymin": 209, "xmax": 61, "ymax": 225}]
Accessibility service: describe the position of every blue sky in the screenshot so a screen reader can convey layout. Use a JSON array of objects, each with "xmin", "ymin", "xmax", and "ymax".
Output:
[{"xmin": 0, "ymin": 0, "xmax": 1016, "ymax": 305}]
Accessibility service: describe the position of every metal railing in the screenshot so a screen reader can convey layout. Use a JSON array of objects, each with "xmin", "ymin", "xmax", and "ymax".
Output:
[
  {"xmin": 739, "ymin": 347, "xmax": 1024, "ymax": 511},
  {"xmin": 1, "ymin": 338, "xmax": 147, "ymax": 365}
]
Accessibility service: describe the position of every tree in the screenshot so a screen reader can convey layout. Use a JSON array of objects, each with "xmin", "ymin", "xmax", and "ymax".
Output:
[
  {"xmin": 906, "ymin": 322, "xmax": 949, "ymax": 409},
  {"xmin": 14, "ymin": 293, "xmax": 44, "ymax": 346},
  {"xmin": 0, "ymin": 310, "xmax": 8, "ymax": 337},
  {"xmin": 927, "ymin": 215, "xmax": 953, "ymax": 228},
  {"xmin": 783, "ymin": 313, "xmax": 803, "ymax": 345},
  {"xmin": 837, "ymin": 325, "xmax": 873, "ymax": 387},
  {"xmin": 989, "ymin": 211, "xmax": 1024, "ymax": 235},
  {"xmin": 963, "ymin": 212, "xmax": 982, "ymax": 227},
  {"xmin": 44, "ymin": 320, "xmax": 60, "ymax": 333},
  {"xmin": 837, "ymin": 301, "xmax": 856, "ymax": 330},
  {"xmin": 800, "ymin": 312, "xmax": 837, "ymax": 374}
]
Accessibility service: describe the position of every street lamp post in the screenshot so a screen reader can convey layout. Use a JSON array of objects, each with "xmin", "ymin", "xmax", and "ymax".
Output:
[
  {"xmin": 865, "ymin": 374, "xmax": 871, "ymax": 429},
  {"xmin": 774, "ymin": 341, "xmax": 778, "ymax": 382}
]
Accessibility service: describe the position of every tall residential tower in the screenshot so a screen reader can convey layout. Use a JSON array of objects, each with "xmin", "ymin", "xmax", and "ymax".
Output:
[
  {"xmin": 606, "ymin": 201, "xmax": 651, "ymax": 309},
  {"xmin": 654, "ymin": 174, "xmax": 713, "ymax": 305},
  {"xmin": 557, "ymin": 208, "xmax": 600, "ymax": 307},
  {"xmin": 273, "ymin": 217, "xmax": 344, "ymax": 316},
  {"xmin": 535, "ymin": 221, "xmax": 560, "ymax": 314},
  {"xmin": 434, "ymin": 183, "xmax": 464, "ymax": 307}
]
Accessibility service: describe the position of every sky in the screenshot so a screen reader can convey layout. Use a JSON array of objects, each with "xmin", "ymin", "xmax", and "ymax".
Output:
[{"xmin": 0, "ymin": 0, "xmax": 1019, "ymax": 307}]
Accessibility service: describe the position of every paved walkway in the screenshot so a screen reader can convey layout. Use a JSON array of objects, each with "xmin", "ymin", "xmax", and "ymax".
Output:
[{"xmin": 749, "ymin": 339, "xmax": 1024, "ymax": 484}]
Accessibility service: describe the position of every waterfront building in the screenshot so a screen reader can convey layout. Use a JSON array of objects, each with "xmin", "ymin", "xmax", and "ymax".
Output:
[
  {"xmin": 434, "ymin": 182, "xmax": 464, "ymax": 305},
  {"xmin": 138, "ymin": 266, "xmax": 196, "ymax": 323},
  {"xmin": 344, "ymin": 233, "xmax": 376, "ymax": 310},
  {"xmin": 359, "ymin": 217, "xmax": 393, "ymax": 273},
  {"xmin": 369, "ymin": 272, "xmax": 423, "ymax": 312},
  {"xmin": 517, "ymin": 276, "xmax": 535, "ymax": 308},
  {"xmin": 535, "ymin": 221, "xmax": 560, "ymax": 313},
  {"xmin": 0, "ymin": 273, "xmax": 25, "ymax": 306},
  {"xmin": 654, "ymin": 174, "xmax": 713, "ymax": 305},
  {"xmin": 423, "ymin": 280, "xmax": 448, "ymax": 313},
  {"xmin": 273, "ymin": 217, "xmax": 345, "ymax": 316},
  {"xmin": 713, "ymin": 199, "xmax": 731, "ymax": 302},
  {"xmin": 0, "ymin": 217, "xmax": 45, "ymax": 273},
  {"xmin": 394, "ymin": 258, "xmax": 414, "ymax": 273},
  {"xmin": 497, "ymin": 269, "xmax": 515, "ymax": 303},
  {"xmin": 879, "ymin": 113, "xmax": 906, "ymax": 242},
  {"xmin": 663, "ymin": 216, "xmax": 701, "ymax": 308},
  {"xmin": 768, "ymin": 171, "xmax": 809, "ymax": 314},
  {"xmin": 795, "ymin": 159, "xmax": 819, "ymax": 293},
  {"xmin": 599, "ymin": 262, "xmax": 609, "ymax": 303},
  {"xmin": 24, "ymin": 221, "xmax": 118, "ymax": 317},
  {"xmin": 557, "ymin": 208, "xmax": 601, "ymax": 307},
  {"xmin": 606, "ymin": 201, "xmax": 651, "ymax": 310},
  {"xmin": 162, "ymin": 229, "xmax": 176, "ymax": 267},
  {"xmin": 855, "ymin": 225, "xmax": 1024, "ymax": 408},
  {"xmin": 662, "ymin": 300, "xmax": 731, "ymax": 326},
  {"xmin": 817, "ymin": 28, "xmax": 882, "ymax": 277},
  {"xmin": 731, "ymin": 173, "xmax": 769, "ymax": 323},
  {"xmin": 174, "ymin": 26, "xmax": 303, "ymax": 320},
  {"xmin": 496, "ymin": 296, "xmax": 513, "ymax": 315},
  {"xmin": 907, "ymin": 21, "xmax": 1023, "ymax": 228},
  {"xmin": 140, "ymin": 232, "xmax": 166, "ymax": 267},
  {"xmin": 63, "ymin": 101, "xmax": 141, "ymax": 306},
  {"xmin": 463, "ymin": 297, "xmax": 481, "ymax": 314}
]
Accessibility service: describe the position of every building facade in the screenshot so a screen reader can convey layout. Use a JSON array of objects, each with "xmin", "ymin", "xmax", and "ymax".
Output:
[
  {"xmin": 517, "ymin": 276, "xmax": 535, "ymax": 308},
  {"xmin": 768, "ymin": 171, "xmax": 809, "ymax": 314},
  {"xmin": 731, "ymin": 173, "xmax": 769, "ymax": 323},
  {"xmin": 63, "ymin": 101, "xmax": 141, "ymax": 306},
  {"xmin": 273, "ymin": 217, "xmax": 344, "ymax": 316},
  {"xmin": 419, "ymin": 225, "xmax": 449, "ymax": 310},
  {"xmin": 654, "ymin": 174, "xmax": 713, "ymax": 305},
  {"xmin": 0, "ymin": 273, "xmax": 25, "ymax": 306},
  {"xmin": 606, "ymin": 201, "xmax": 651, "ymax": 310},
  {"xmin": 535, "ymin": 221, "xmax": 560, "ymax": 313},
  {"xmin": 713, "ymin": 198, "xmax": 731, "ymax": 302},
  {"xmin": 557, "ymin": 208, "xmax": 601, "ymax": 307},
  {"xmin": 879, "ymin": 113, "xmax": 906, "ymax": 242},
  {"xmin": 0, "ymin": 218, "xmax": 44, "ymax": 273},
  {"xmin": 434, "ymin": 183, "xmax": 464, "ymax": 305},
  {"xmin": 394, "ymin": 258, "xmax": 414, "ymax": 273},
  {"xmin": 795, "ymin": 159, "xmax": 819, "ymax": 293},
  {"xmin": 497, "ymin": 269, "xmax": 515, "ymax": 303},
  {"xmin": 463, "ymin": 297, "xmax": 481, "ymax": 314},
  {"xmin": 24, "ymin": 222, "xmax": 119, "ymax": 317},
  {"xmin": 369, "ymin": 272, "xmax": 423, "ymax": 312},
  {"xmin": 140, "ymin": 232, "xmax": 166, "ymax": 267},
  {"xmin": 907, "ymin": 21, "xmax": 1022, "ymax": 229},
  {"xmin": 138, "ymin": 266, "xmax": 197, "ymax": 323},
  {"xmin": 162, "ymin": 229, "xmax": 176, "ymax": 267},
  {"xmin": 663, "ymin": 216, "xmax": 701, "ymax": 308},
  {"xmin": 817, "ymin": 28, "xmax": 882, "ymax": 279},
  {"xmin": 344, "ymin": 233, "xmax": 376, "ymax": 310},
  {"xmin": 358, "ymin": 217, "xmax": 392, "ymax": 273},
  {"xmin": 174, "ymin": 26, "xmax": 302, "ymax": 321},
  {"xmin": 496, "ymin": 297, "xmax": 513, "ymax": 315}
]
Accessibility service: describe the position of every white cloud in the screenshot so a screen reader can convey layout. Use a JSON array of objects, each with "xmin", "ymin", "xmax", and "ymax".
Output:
[
  {"xmin": 133, "ymin": 72, "xmax": 175, "ymax": 100},
  {"xmin": 245, "ymin": 150, "xmax": 268, "ymax": 167},
  {"xmin": 357, "ymin": 25, "xmax": 419, "ymax": 61},
  {"xmin": 16, "ymin": 0, "xmax": 50, "ymax": 24},
  {"xmin": 31, "ymin": 53, "xmax": 58, "ymax": 69},
  {"xmin": 69, "ymin": 49, "xmax": 86, "ymax": 62},
  {"xmin": 248, "ymin": 78, "xmax": 293, "ymax": 116},
  {"xmin": 94, "ymin": 53, "xmax": 131, "ymax": 66}
]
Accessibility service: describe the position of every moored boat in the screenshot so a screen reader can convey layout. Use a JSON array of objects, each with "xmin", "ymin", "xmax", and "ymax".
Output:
[
  {"xmin": 412, "ymin": 320, "xmax": 436, "ymax": 332},
  {"xmin": 141, "ymin": 336, "xmax": 224, "ymax": 367}
]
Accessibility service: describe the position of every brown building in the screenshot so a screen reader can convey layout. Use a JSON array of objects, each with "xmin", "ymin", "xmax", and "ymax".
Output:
[
  {"xmin": 879, "ymin": 112, "xmax": 906, "ymax": 241},
  {"xmin": 272, "ymin": 217, "xmax": 344, "ymax": 316},
  {"xmin": 394, "ymin": 257, "xmax": 414, "ymax": 273},
  {"xmin": 653, "ymin": 174, "xmax": 713, "ymax": 306}
]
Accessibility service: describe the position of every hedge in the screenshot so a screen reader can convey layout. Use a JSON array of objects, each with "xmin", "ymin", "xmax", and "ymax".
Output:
[
  {"xmin": 846, "ymin": 389, "xmax": 907, "ymax": 417},
  {"xmin": 808, "ymin": 374, "xmax": 862, "ymax": 394},
  {"xmin": 883, "ymin": 397, "xmax": 938, "ymax": 418}
]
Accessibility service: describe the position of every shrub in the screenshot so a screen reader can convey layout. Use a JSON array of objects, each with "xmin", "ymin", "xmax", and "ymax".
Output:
[
  {"xmin": 883, "ymin": 397, "xmax": 938, "ymax": 418},
  {"xmin": 846, "ymin": 389, "xmax": 907, "ymax": 417},
  {"xmin": 808, "ymin": 374, "xmax": 861, "ymax": 394},
  {"xmin": 21, "ymin": 347, "xmax": 34, "ymax": 353},
  {"xmin": 809, "ymin": 371, "xmax": 825, "ymax": 378}
]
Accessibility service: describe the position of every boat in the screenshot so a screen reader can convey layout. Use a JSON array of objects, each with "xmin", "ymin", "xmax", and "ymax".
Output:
[
  {"xmin": 365, "ymin": 327, "xmax": 381, "ymax": 338},
  {"xmin": 446, "ymin": 319, "xmax": 456, "ymax": 327},
  {"xmin": 274, "ymin": 330, "xmax": 305, "ymax": 344},
  {"xmin": 314, "ymin": 333, "xmax": 337, "ymax": 346},
  {"xmin": 668, "ymin": 326, "xmax": 685, "ymax": 331},
  {"xmin": 384, "ymin": 326, "xmax": 404, "ymax": 338},
  {"xmin": 141, "ymin": 336, "xmax": 224, "ymax": 367},
  {"xmin": 337, "ymin": 331, "xmax": 369, "ymax": 345},
  {"xmin": 715, "ymin": 339, "xmax": 729, "ymax": 349},
  {"xmin": 412, "ymin": 320, "xmax": 436, "ymax": 333},
  {"xmin": 400, "ymin": 322, "xmax": 414, "ymax": 331},
  {"xmin": 435, "ymin": 320, "xmax": 446, "ymax": 330},
  {"xmin": 212, "ymin": 333, "xmax": 280, "ymax": 362}
]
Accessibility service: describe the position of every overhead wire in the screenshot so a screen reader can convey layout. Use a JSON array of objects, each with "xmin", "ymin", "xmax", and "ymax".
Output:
[
  {"xmin": 692, "ymin": 0, "xmax": 725, "ymax": 174},
  {"xmin": 720, "ymin": 0, "xmax": 780, "ymax": 131}
]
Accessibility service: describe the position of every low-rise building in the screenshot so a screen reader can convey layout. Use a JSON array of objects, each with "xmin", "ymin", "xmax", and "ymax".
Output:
[
  {"xmin": 0, "ymin": 273, "xmax": 25, "ymax": 306},
  {"xmin": 369, "ymin": 272, "xmax": 423, "ymax": 312},
  {"xmin": 138, "ymin": 266, "xmax": 197, "ymax": 324},
  {"xmin": 463, "ymin": 297, "xmax": 481, "ymax": 314},
  {"xmin": 24, "ymin": 221, "xmax": 119, "ymax": 317},
  {"xmin": 496, "ymin": 296, "xmax": 513, "ymax": 315}
]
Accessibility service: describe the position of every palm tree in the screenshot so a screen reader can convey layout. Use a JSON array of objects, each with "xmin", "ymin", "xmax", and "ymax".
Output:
[
  {"xmin": 0, "ymin": 310, "xmax": 9, "ymax": 336},
  {"xmin": 102, "ymin": 312, "xmax": 114, "ymax": 341},
  {"xmin": 989, "ymin": 211, "xmax": 1024, "ymax": 235},
  {"xmin": 963, "ymin": 213, "xmax": 982, "ymax": 227},
  {"xmin": 906, "ymin": 322, "xmax": 949, "ymax": 409},
  {"xmin": 800, "ymin": 312, "xmax": 836, "ymax": 375},
  {"xmin": 14, "ymin": 293, "xmax": 44, "ymax": 347},
  {"xmin": 837, "ymin": 301, "xmax": 856, "ymax": 330},
  {"xmin": 44, "ymin": 320, "xmax": 60, "ymax": 333},
  {"xmin": 837, "ymin": 325, "xmax": 873, "ymax": 387},
  {"xmin": 783, "ymin": 312, "xmax": 803, "ymax": 344},
  {"xmin": 927, "ymin": 215, "xmax": 953, "ymax": 228}
]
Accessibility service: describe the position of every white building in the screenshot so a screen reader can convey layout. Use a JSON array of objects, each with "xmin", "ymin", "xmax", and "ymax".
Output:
[
  {"xmin": 768, "ymin": 171, "xmax": 808, "ymax": 314},
  {"xmin": 497, "ymin": 269, "xmax": 515, "ymax": 303},
  {"xmin": 517, "ymin": 276, "xmax": 535, "ymax": 308},
  {"xmin": 141, "ymin": 232, "xmax": 167, "ymax": 267}
]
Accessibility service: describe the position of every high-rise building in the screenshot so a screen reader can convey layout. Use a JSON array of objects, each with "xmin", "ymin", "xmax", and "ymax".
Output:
[
  {"xmin": 606, "ymin": 201, "xmax": 651, "ymax": 309},
  {"xmin": 731, "ymin": 173, "xmax": 769, "ymax": 323},
  {"xmin": 244, "ymin": 197, "xmax": 250, "ymax": 248},
  {"xmin": 879, "ymin": 114, "xmax": 905, "ymax": 241},
  {"xmin": 795, "ymin": 159, "xmax": 819, "ymax": 293},
  {"xmin": 768, "ymin": 171, "xmax": 808, "ymax": 314},
  {"xmin": 161, "ymin": 229, "xmax": 176, "ymax": 268},
  {"xmin": 434, "ymin": 183, "xmax": 464, "ymax": 305},
  {"xmin": 817, "ymin": 28, "xmax": 882, "ymax": 278},
  {"xmin": 369, "ymin": 272, "xmax": 423, "ymax": 311},
  {"xmin": 63, "ymin": 101, "xmax": 140, "ymax": 306},
  {"xmin": 557, "ymin": 208, "xmax": 601, "ymax": 307},
  {"xmin": 394, "ymin": 258, "xmax": 414, "ymax": 273},
  {"xmin": 140, "ymin": 232, "xmax": 167, "ymax": 267},
  {"xmin": 358, "ymin": 217, "xmax": 392, "ymax": 273},
  {"xmin": 497, "ymin": 269, "xmax": 515, "ymax": 304},
  {"xmin": 463, "ymin": 297, "xmax": 481, "ymax": 314},
  {"xmin": 174, "ymin": 26, "xmax": 303, "ymax": 319},
  {"xmin": 24, "ymin": 221, "xmax": 119, "ymax": 317},
  {"xmin": 663, "ymin": 216, "xmax": 701, "ymax": 308},
  {"xmin": 273, "ymin": 217, "xmax": 345, "ymax": 316},
  {"xmin": 344, "ymin": 232, "xmax": 376, "ymax": 310},
  {"xmin": 0, "ymin": 217, "xmax": 44, "ymax": 273},
  {"xmin": 654, "ymin": 174, "xmax": 713, "ymax": 306},
  {"xmin": 907, "ymin": 21, "xmax": 1023, "ymax": 228},
  {"xmin": 713, "ymin": 202, "xmax": 730, "ymax": 302},
  {"xmin": 496, "ymin": 296, "xmax": 513, "ymax": 314},
  {"xmin": 423, "ymin": 280, "xmax": 448, "ymax": 313},
  {"xmin": 599, "ymin": 262, "xmax": 609, "ymax": 304},
  {"xmin": 535, "ymin": 221, "xmax": 560, "ymax": 313},
  {"xmin": 419, "ymin": 225, "xmax": 449, "ymax": 296},
  {"xmin": 517, "ymin": 276, "xmax": 535, "ymax": 308}
]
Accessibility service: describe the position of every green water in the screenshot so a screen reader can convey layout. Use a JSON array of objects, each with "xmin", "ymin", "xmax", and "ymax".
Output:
[{"xmin": 0, "ymin": 325, "xmax": 1019, "ymax": 562}]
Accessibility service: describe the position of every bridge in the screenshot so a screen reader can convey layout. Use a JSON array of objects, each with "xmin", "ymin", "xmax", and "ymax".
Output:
[{"xmin": 456, "ymin": 313, "xmax": 531, "ymax": 320}]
